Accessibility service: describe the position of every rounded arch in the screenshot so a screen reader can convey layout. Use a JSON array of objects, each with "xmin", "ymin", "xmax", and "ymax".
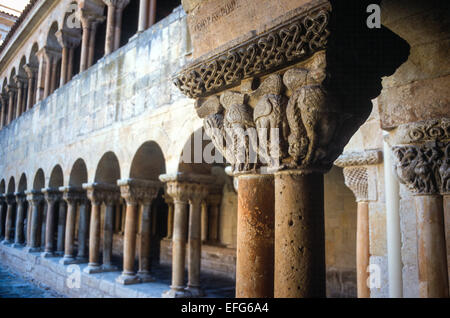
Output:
[
  {"xmin": 95, "ymin": 152, "xmax": 121, "ymax": 184},
  {"xmin": 28, "ymin": 43, "xmax": 39, "ymax": 67},
  {"xmin": 18, "ymin": 174, "xmax": 27, "ymax": 192},
  {"xmin": 46, "ymin": 21, "xmax": 62, "ymax": 49},
  {"xmin": 33, "ymin": 169, "xmax": 45, "ymax": 190},
  {"xmin": 0, "ymin": 179, "xmax": 6, "ymax": 193},
  {"xmin": 8, "ymin": 68, "xmax": 16, "ymax": 86},
  {"xmin": 7, "ymin": 177, "xmax": 15, "ymax": 194},
  {"xmin": 69, "ymin": 158, "xmax": 88, "ymax": 187},
  {"xmin": 49, "ymin": 165, "xmax": 64, "ymax": 188},
  {"xmin": 130, "ymin": 141, "xmax": 166, "ymax": 180}
]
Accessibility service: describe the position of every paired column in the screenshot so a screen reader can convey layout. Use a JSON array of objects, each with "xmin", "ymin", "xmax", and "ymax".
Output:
[
  {"xmin": 391, "ymin": 121, "xmax": 449, "ymax": 298},
  {"xmin": 6, "ymin": 85, "xmax": 17, "ymax": 124},
  {"xmin": 0, "ymin": 93, "xmax": 7, "ymax": 128},
  {"xmin": 25, "ymin": 190, "xmax": 44, "ymax": 252},
  {"xmin": 1, "ymin": 193, "xmax": 16, "ymax": 245},
  {"xmin": 42, "ymin": 188, "xmax": 62, "ymax": 258},
  {"xmin": 42, "ymin": 47, "xmax": 62, "ymax": 99},
  {"xmin": 83, "ymin": 182, "xmax": 119, "ymax": 274},
  {"xmin": 12, "ymin": 192, "xmax": 27, "ymax": 247},
  {"xmin": 79, "ymin": 10, "xmax": 104, "ymax": 72},
  {"xmin": 116, "ymin": 178, "xmax": 160, "ymax": 285},
  {"xmin": 138, "ymin": 0, "xmax": 157, "ymax": 33},
  {"xmin": 207, "ymin": 195, "xmax": 221, "ymax": 243},
  {"xmin": 55, "ymin": 29, "xmax": 82, "ymax": 87},
  {"xmin": 55, "ymin": 200, "xmax": 67, "ymax": 256},
  {"xmin": 13, "ymin": 75, "xmax": 27, "ymax": 118},
  {"xmin": 60, "ymin": 187, "xmax": 82, "ymax": 264},
  {"xmin": 24, "ymin": 64, "xmax": 38, "ymax": 111},
  {"xmin": 102, "ymin": 192, "xmax": 120, "ymax": 272},
  {"xmin": 103, "ymin": 0, "xmax": 130, "ymax": 55},
  {"xmin": 0, "ymin": 195, "xmax": 5, "ymax": 239}
]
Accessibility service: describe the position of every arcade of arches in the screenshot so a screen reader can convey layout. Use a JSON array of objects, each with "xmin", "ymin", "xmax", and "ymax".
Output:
[{"xmin": 0, "ymin": 0, "xmax": 449, "ymax": 298}]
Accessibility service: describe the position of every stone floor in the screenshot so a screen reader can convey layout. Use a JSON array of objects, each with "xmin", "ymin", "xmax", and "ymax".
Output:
[{"xmin": 0, "ymin": 264, "xmax": 63, "ymax": 298}]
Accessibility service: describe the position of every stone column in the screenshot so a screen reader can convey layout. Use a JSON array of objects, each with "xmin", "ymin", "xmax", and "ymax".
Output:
[
  {"xmin": 200, "ymin": 201, "xmax": 208, "ymax": 242},
  {"xmin": 2, "ymin": 193, "xmax": 16, "ymax": 245},
  {"xmin": 138, "ymin": 195, "xmax": 155, "ymax": 282},
  {"xmin": 35, "ymin": 50, "xmax": 45, "ymax": 102},
  {"xmin": 0, "ymin": 93, "xmax": 7, "ymax": 128},
  {"xmin": 13, "ymin": 76, "xmax": 26, "ymax": 118},
  {"xmin": 138, "ymin": 0, "xmax": 149, "ymax": 33},
  {"xmin": 42, "ymin": 188, "xmax": 61, "ymax": 258},
  {"xmin": 55, "ymin": 200, "xmax": 66, "ymax": 256},
  {"xmin": 56, "ymin": 29, "xmax": 82, "ymax": 87},
  {"xmin": 335, "ymin": 150, "xmax": 382, "ymax": 298},
  {"xmin": 0, "ymin": 195, "xmax": 5, "ymax": 239},
  {"xmin": 186, "ymin": 184, "xmax": 209, "ymax": 297},
  {"xmin": 79, "ymin": 2, "xmax": 104, "ymax": 72},
  {"xmin": 104, "ymin": 0, "xmax": 116, "ymax": 55},
  {"xmin": 25, "ymin": 190, "xmax": 44, "ymax": 252},
  {"xmin": 43, "ymin": 47, "xmax": 61, "ymax": 99},
  {"xmin": 76, "ymin": 198, "xmax": 90, "ymax": 262},
  {"xmin": 6, "ymin": 85, "xmax": 16, "ymax": 124},
  {"xmin": 391, "ymin": 119, "xmax": 449, "ymax": 298},
  {"xmin": 165, "ymin": 196, "xmax": 174, "ymax": 239},
  {"xmin": 83, "ymin": 183, "xmax": 104, "ymax": 273},
  {"xmin": 160, "ymin": 176, "xmax": 190, "ymax": 297},
  {"xmin": 79, "ymin": 16, "xmax": 92, "ymax": 72},
  {"xmin": 207, "ymin": 195, "xmax": 221, "ymax": 243},
  {"xmin": 236, "ymin": 174, "xmax": 274, "ymax": 298},
  {"xmin": 148, "ymin": 0, "xmax": 157, "ymax": 27},
  {"xmin": 60, "ymin": 187, "xmax": 80, "ymax": 264},
  {"xmin": 24, "ymin": 64, "xmax": 38, "ymax": 111},
  {"xmin": 117, "ymin": 179, "xmax": 160, "ymax": 284},
  {"xmin": 102, "ymin": 192, "xmax": 120, "ymax": 272},
  {"xmin": 88, "ymin": 21, "xmax": 101, "ymax": 69},
  {"xmin": 12, "ymin": 192, "xmax": 27, "ymax": 247}
]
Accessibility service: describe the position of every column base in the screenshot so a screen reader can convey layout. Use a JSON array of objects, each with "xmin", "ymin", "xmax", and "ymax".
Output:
[
  {"xmin": 185, "ymin": 286, "xmax": 205, "ymax": 297},
  {"xmin": 41, "ymin": 251, "xmax": 56, "ymax": 258},
  {"xmin": 1, "ymin": 240, "xmax": 12, "ymax": 245},
  {"xmin": 137, "ymin": 271, "xmax": 155, "ymax": 283},
  {"xmin": 83, "ymin": 264, "xmax": 103, "ymax": 274},
  {"xmin": 24, "ymin": 246, "xmax": 42, "ymax": 253},
  {"xmin": 101, "ymin": 264, "xmax": 119, "ymax": 272},
  {"xmin": 59, "ymin": 256, "xmax": 78, "ymax": 265},
  {"xmin": 12, "ymin": 243, "xmax": 25, "ymax": 248},
  {"xmin": 162, "ymin": 288, "xmax": 192, "ymax": 298},
  {"xmin": 116, "ymin": 273, "xmax": 142, "ymax": 285},
  {"xmin": 76, "ymin": 257, "xmax": 89, "ymax": 264}
]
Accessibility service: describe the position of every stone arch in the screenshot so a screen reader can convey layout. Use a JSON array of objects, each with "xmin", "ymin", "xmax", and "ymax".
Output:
[
  {"xmin": 69, "ymin": 158, "xmax": 88, "ymax": 187},
  {"xmin": 60, "ymin": 1, "xmax": 82, "ymax": 80},
  {"xmin": 29, "ymin": 43, "xmax": 39, "ymax": 66},
  {"xmin": 33, "ymin": 169, "xmax": 45, "ymax": 190},
  {"xmin": 7, "ymin": 177, "xmax": 15, "ymax": 194},
  {"xmin": 95, "ymin": 152, "xmax": 121, "ymax": 184},
  {"xmin": 45, "ymin": 21, "xmax": 63, "ymax": 93},
  {"xmin": 18, "ymin": 174, "xmax": 27, "ymax": 192},
  {"xmin": 49, "ymin": 165, "xmax": 64, "ymax": 188},
  {"xmin": 129, "ymin": 141, "xmax": 166, "ymax": 180}
]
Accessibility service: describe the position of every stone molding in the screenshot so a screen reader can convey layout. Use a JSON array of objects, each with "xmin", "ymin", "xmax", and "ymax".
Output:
[
  {"xmin": 42, "ymin": 187, "xmax": 63, "ymax": 203},
  {"xmin": 103, "ymin": 0, "xmax": 130, "ymax": 9},
  {"xmin": 387, "ymin": 118, "xmax": 449, "ymax": 146},
  {"xmin": 334, "ymin": 149, "xmax": 383, "ymax": 168},
  {"xmin": 55, "ymin": 29, "xmax": 82, "ymax": 49},
  {"xmin": 160, "ymin": 173, "xmax": 214, "ymax": 203},
  {"xmin": 14, "ymin": 191, "xmax": 27, "ymax": 203},
  {"xmin": 59, "ymin": 186, "xmax": 86, "ymax": 204},
  {"xmin": 25, "ymin": 190, "xmax": 44, "ymax": 206},
  {"xmin": 117, "ymin": 178, "xmax": 162, "ymax": 206},
  {"xmin": 173, "ymin": 2, "xmax": 330, "ymax": 99}
]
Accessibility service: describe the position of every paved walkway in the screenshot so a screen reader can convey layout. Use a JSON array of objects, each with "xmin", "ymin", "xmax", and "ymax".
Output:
[{"xmin": 0, "ymin": 264, "xmax": 62, "ymax": 298}]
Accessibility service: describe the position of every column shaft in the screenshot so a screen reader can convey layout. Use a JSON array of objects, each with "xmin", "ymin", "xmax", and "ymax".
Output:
[
  {"xmin": 171, "ymin": 200, "xmax": 188, "ymax": 292},
  {"xmin": 415, "ymin": 195, "xmax": 449, "ymax": 297},
  {"xmin": 29, "ymin": 202, "xmax": 42, "ymax": 251},
  {"xmin": 56, "ymin": 201, "xmax": 66, "ymax": 256},
  {"xmin": 356, "ymin": 201, "xmax": 370, "ymax": 298},
  {"xmin": 149, "ymin": 0, "xmax": 157, "ymax": 27},
  {"xmin": 104, "ymin": 4, "xmax": 116, "ymax": 55},
  {"xmin": 166, "ymin": 202, "xmax": 174, "ymax": 238},
  {"xmin": 274, "ymin": 172, "xmax": 325, "ymax": 298},
  {"xmin": 102, "ymin": 203, "xmax": 116, "ymax": 270},
  {"xmin": 60, "ymin": 47, "xmax": 69, "ymax": 87},
  {"xmin": 43, "ymin": 200, "xmax": 57, "ymax": 257},
  {"xmin": 7, "ymin": 90, "xmax": 14, "ymax": 124},
  {"xmin": 26, "ymin": 75, "xmax": 35, "ymax": 110},
  {"xmin": 13, "ymin": 200, "xmax": 26, "ymax": 246},
  {"xmin": 85, "ymin": 202, "xmax": 102, "ymax": 272},
  {"xmin": 43, "ymin": 56, "xmax": 52, "ymax": 98},
  {"xmin": 88, "ymin": 24, "xmax": 98, "ymax": 68},
  {"xmin": 15, "ymin": 83, "xmax": 23, "ymax": 118},
  {"xmin": 62, "ymin": 200, "xmax": 77, "ymax": 263},
  {"xmin": 67, "ymin": 48, "xmax": 74, "ymax": 82},
  {"xmin": 3, "ymin": 202, "xmax": 14, "ymax": 244},
  {"xmin": 80, "ymin": 25, "xmax": 91, "ymax": 72},
  {"xmin": 200, "ymin": 202, "xmax": 208, "ymax": 242},
  {"xmin": 187, "ymin": 199, "xmax": 204, "ymax": 296},
  {"xmin": 138, "ymin": 0, "xmax": 149, "ymax": 32},
  {"xmin": 77, "ymin": 201, "xmax": 89, "ymax": 261},
  {"xmin": 0, "ymin": 202, "xmax": 6, "ymax": 238},
  {"xmin": 117, "ymin": 203, "xmax": 140, "ymax": 284},
  {"xmin": 444, "ymin": 194, "xmax": 450, "ymax": 284},
  {"xmin": 138, "ymin": 202, "xmax": 153, "ymax": 281},
  {"xmin": 236, "ymin": 174, "xmax": 274, "ymax": 298}
]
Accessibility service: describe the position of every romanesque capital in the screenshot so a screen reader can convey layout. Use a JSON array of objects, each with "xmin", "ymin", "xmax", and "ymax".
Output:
[
  {"xmin": 24, "ymin": 63, "xmax": 38, "ymax": 80},
  {"xmin": 42, "ymin": 187, "xmax": 62, "ymax": 204},
  {"xmin": 389, "ymin": 118, "xmax": 450, "ymax": 195},
  {"xmin": 103, "ymin": 0, "xmax": 130, "ymax": 9},
  {"xmin": 79, "ymin": 0, "xmax": 106, "ymax": 29},
  {"xmin": 6, "ymin": 84, "xmax": 17, "ymax": 96},
  {"xmin": 25, "ymin": 190, "xmax": 44, "ymax": 206},
  {"xmin": 82, "ymin": 182, "xmax": 118, "ymax": 205},
  {"xmin": 14, "ymin": 192, "xmax": 27, "ymax": 204},
  {"xmin": 55, "ymin": 29, "xmax": 82, "ymax": 49},
  {"xmin": 117, "ymin": 178, "xmax": 161, "ymax": 206},
  {"xmin": 59, "ymin": 186, "xmax": 85, "ymax": 204},
  {"xmin": 160, "ymin": 173, "xmax": 214, "ymax": 203},
  {"xmin": 13, "ymin": 75, "xmax": 27, "ymax": 88},
  {"xmin": 39, "ymin": 46, "xmax": 62, "ymax": 64},
  {"xmin": 5, "ymin": 193, "xmax": 16, "ymax": 205}
]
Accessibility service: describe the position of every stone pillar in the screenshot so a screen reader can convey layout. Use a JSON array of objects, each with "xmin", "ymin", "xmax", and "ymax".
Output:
[
  {"xmin": 0, "ymin": 195, "xmax": 5, "ymax": 239},
  {"xmin": 391, "ymin": 119, "xmax": 449, "ymax": 298},
  {"xmin": 102, "ymin": 192, "xmax": 120, "ymax": 271},
  {"xmin": 60, "ymin": 187, "xmax": 80, "ymax": 264},
  {"xmin": 24, "ymin": 64, "xmax": 38, "ymax": 111},
  {"xmin": 79, "ymin": 16, "xmax": 92, "ymax": 72},
  {"xmin": 67, "ymin": 48, "xmax": 75, "ymax": 82},
  {"xmin": 88, "ymin": 21, "xmax": 101, "ymax": 69},
  {"xmin": 117, "ymin": 179, "xmax": 160, "ymax": 284},
  {"xmin": 138, "ymin": 0, "xmax": 149, "ymax": 33},
  {"xmin": 148, "ymin": 0, "xmax": 157, "ymax": 27},
  {"xmin": 186, "ymin": 184, "xmax": 209, "ymax": 297},
  {"xmin": 0, "ymin": 93, "xmax": 7, "ymax": 128},
  {"xmin": 165, "ymin": 196, "xmax": 174, "ymax": 239},
  {"xmin": 43, "ymin": 47, "xmax": 61, "ymax": 99},
  {"xmin": 6, "ymin": 85, "xmax": 16, "ymax": 124},
  {"xmin": 200, "ymin": 201, "xmax": 208, "ymax": 242},
  {"xmin": 56, "ymin": 29, "xmax": 82, "ymax": 87},
  {"xmin": 12, "ymin": 192, "xmax": 27, "ymax": 247},
  {"xmin": 335, "ymin": 150, "xmax": 382, "ymax": 298},
  {"xmin": 104, "ymin": 1, "xmax": 116, "ymax": 55},
  {"xmin": 42, "ymin": 188, "xmax": 61, "ymax": 258},
  {"xmin": 55, "ymin": 200, "xmax": 66, "ymax": 256},
  {"xmin": 76, "ymin": 198, "xmax": 90, "ymax": 262},
  {"xmin": 236, "ymin": 174, "xmax": 274, "ymax": 298},
  {"xmin": 2, "ymin": 194, "xmax": 16, "ymax": 245},
  {"xmin": 13, "ymin": 76, "xmax": 26, "ymax": 118},
  {"xmin": 207, "ymin": 195, "xmax": 221, "ymax": 243},
  {"xmin": 83, "ymin": 183, "xmax": 104, "ymax": 274},
  {"xmin": 79, "ymin": 2, "xmax": 104, "ymax": 73},
  {"xmin": 25, "ymin": 190, "xmax": 44, "ymax": 252},
  {"xmin": 35, "ymin": 50, "xmax": 45, "ymax": 102}
]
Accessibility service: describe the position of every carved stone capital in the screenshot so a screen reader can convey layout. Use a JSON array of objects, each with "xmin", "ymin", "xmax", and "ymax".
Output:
[
  {"xmin": 55, "ymin": 29, "xmax": 82, "ymax": 49},
  {"xmin": 188, "ymin": 184, "xmax": 209, "ymax": 204},
  {"xmin": 5, "ymin": 193, "xmax": 16, "ymax": 205},
  {"xmin": 342, "ymin": 167, "xmax": 369, "ymax": 202},
  {"xmin": 82, "ymin": 182, "xmax": 119, "ymax": 205},
  {"xmin": 59, "ymin": 186, "xmax": 85, "ymax": 204},
  {"xmin": 117, "ymin": 178, "xmax": 161, "ymax": 206},
  {"xmin": 42, "ymin": 187, "xmax": 63, "ymax": 204},
  {"xmin": 25, "ymin": 190, "xmax": 44, "ymax": 206},
  {"xmin": 103, "ymin": 0, "xmax": 130, "ymax": 9},
  {"xmin": 159, "ymin": 173, "xmax": 214, "ymax": 203},
  {"xmin": 6, "ymin": 85, "xmax": 17, "ymax": 95},
  {"xmin": 387, "ymin": 118, "xmax": 450, "ymax": 146},
  {"xmin": 13, "ymin": 75, "xmax": 27, "ymax": 87},
  {"xmin": 14, "ymin": 192, "xmax": 27, "ymax": 204},
  {"xmin": 24, "ymin": 64, "xmax": 38, "ymax": 79},
  {"xmin": 334, "ymin": 150, "xmax": 383, "ymax": 168}
]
